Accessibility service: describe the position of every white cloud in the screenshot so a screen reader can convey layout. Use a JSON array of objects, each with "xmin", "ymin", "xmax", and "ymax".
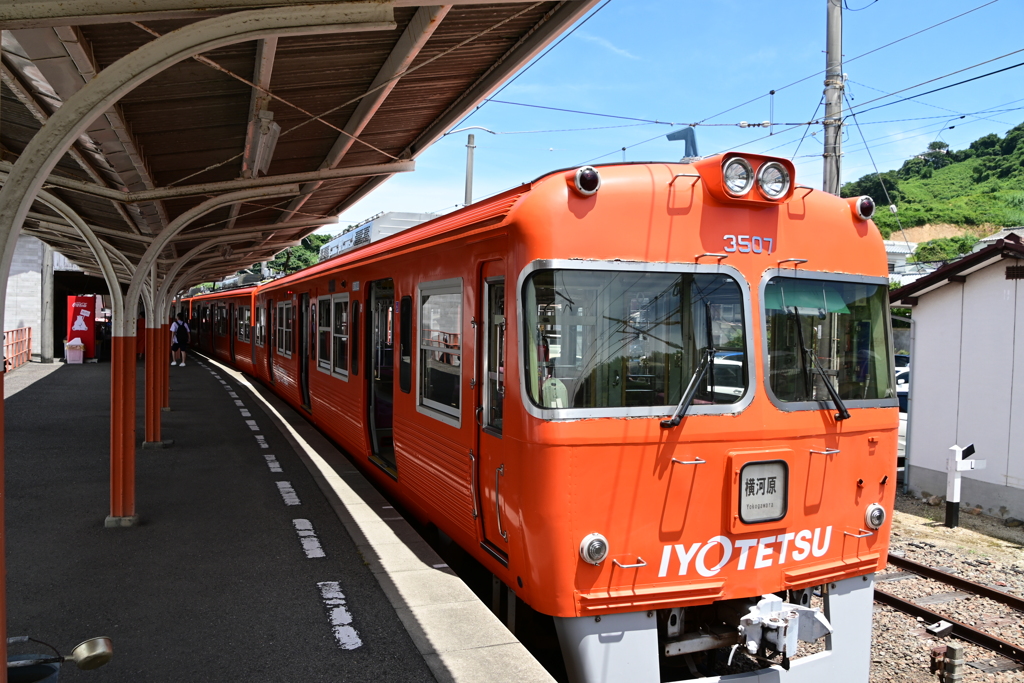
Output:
[{"xmin": 577, "ymin": 32, "xmax": 640, "ymax": 60}]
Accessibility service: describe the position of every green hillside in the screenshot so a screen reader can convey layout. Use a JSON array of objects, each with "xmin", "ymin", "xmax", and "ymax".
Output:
[{"xmin": 841, "ymin": 122, "xmax": 1024, "ymax": 238}]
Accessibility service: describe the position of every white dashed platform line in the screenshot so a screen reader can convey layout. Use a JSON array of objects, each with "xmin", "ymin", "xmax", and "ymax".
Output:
[
  {"xmin": 275, "ymin": 481, "xmax": 301, "ymax": 505},
  {"xmin": 246, "ymin": 419, "xmax": 259, "ymax": 431},
  {"xmin": 317, "ymin": 582, "xmax": 362, "ymax": 649},
  {"xmin": 234, "ymin": 400, "xmax": 244, "ymax": 407},
  {"xmin": 218, "ymin": 379, "xmax": 227, "ymax": 384},
  {"xmin": 255, "ymin": 435, "xmax": 269, "ymax": 449},
  {"xmin": 432, "ymin": 563, "xmax": 449, "ymax": 569},
  {"xmin": 264, "ymin": 454, "xmax": 282, "ymax": 473},
  {"xmin": 229, "ymin": 392, "xmax": 239, "ymax": 398},
  {"xmin": 292, "ymin": 519, "xmax": 325, "ymax": 558},
  {"xmin": 240, "ymin": 409, "xmax": 251, "ymax": 417}
]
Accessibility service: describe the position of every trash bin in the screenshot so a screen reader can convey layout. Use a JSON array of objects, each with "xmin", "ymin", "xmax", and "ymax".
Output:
[{"xmin": 65, "ymin": 343, "xmax": 85, "ymax": 364}]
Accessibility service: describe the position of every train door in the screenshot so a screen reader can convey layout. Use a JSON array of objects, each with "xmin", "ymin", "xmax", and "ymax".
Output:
[
  {"xmin": 299, "ymin": 293, "xmax": 311, "ymax": 409},
  {"xmin": 367, "ymin": 279, "xmax": 396, "ymax": 471},
  {"xmin": 477, "ymin": 261, "xmax": 508, "ymax": 562},
  {"xmin": 228, "ymin": 303, "xmax": 236, "ymax": 362}
]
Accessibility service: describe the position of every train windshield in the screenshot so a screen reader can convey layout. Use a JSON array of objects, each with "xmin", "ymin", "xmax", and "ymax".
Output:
[
  {"xmin": 764, "ymin": 276, "xmax": 893, "ymax": 403},
  {"xmin": 523, "ymin": 269, "xmax": 748, "ymax": 411}
]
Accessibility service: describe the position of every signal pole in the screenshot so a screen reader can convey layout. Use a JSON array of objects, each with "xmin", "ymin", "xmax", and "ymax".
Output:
[{"xmin": 823, "ymin": 0, "xmax": 844, "ymax": 195}]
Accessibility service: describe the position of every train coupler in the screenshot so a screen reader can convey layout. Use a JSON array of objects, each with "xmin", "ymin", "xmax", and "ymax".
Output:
[{"xmin": 734, "ymin": 593, "xmax": 833, "ymax": 662}]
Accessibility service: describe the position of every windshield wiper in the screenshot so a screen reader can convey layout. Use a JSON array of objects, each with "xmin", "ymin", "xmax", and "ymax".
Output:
[
  {"xmin": 791, "ymin": 308, "xmax": 850, "ymax": 421},
  {"xmin": 662, "ymin": 302, "xmax": 715, "ymax": 429}
]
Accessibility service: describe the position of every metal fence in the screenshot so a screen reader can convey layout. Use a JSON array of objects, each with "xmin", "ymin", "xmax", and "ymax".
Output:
[{"xmin": 4, "ymin": 327, "xmax": 32, "ymax": 372}]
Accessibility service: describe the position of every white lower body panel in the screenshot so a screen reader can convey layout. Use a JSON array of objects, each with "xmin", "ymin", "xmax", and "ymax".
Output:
[{"xmin": 554, "ymin": 574, "xmax": 875, "ymax": 683}]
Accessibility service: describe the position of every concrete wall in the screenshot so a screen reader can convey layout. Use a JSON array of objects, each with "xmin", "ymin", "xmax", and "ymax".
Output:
[
  {"xmin": 906, "ymin": 259, "xmax": 1024, "ymax": 519},
  {"xmin": 4, "ymin": 235, "xmax": 43, "ymax": 356}
]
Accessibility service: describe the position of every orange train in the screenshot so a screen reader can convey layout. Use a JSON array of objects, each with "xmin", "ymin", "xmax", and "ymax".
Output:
[{"xmin": 183, "ymin": 154, "xmax": 897, "ymax": 683}]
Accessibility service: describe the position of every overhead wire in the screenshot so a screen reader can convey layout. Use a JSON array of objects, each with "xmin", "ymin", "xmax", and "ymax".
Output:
[{"xmin": 843, "ymin": 92, "xmax": 925, "ymax": 274}]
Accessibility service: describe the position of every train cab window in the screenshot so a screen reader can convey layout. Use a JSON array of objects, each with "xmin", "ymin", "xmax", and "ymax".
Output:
[
  {"xmin": 523, "ymin": 267, "xmax": 749, "ymax": 415},
  {"xmin": 317, "ymin": 296, "xmax": 332, "ymax": 371},
  {"xmin": 764, "ymin": 276, "xmax": 894, "ymax": 406},
  {"xmin": 276, "ymin": 301, "xmax": 293, "ymax": 357},
  {"xmin": 237, "ymin": 305, "xmax": 251, "ymax": 343},
  {"xmin": 418, "ymin": 279, "xmax": 462, "ymax": 422},
  {"xmin": 332, "ymin": 294, "xmax": 350, "ymax": 377},
  {"xmin": 254, "ymin": 305, "xmax": 266, "ymax": 347}
]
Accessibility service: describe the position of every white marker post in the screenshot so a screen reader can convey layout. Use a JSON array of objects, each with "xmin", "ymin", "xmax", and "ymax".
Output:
[{"xmin": 946, "ymin": 443, "xmax": 984, "ymax": 528}]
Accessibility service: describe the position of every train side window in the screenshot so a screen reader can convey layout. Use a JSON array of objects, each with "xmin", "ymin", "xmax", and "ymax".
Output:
[
  {"xmin": 418, "ymin": 278, "xmax": 462, "ymax": 424},
  {"xmin": 399, "ymin": 295, "xmax": 412, "ymax": 393},
  {"xmin": 276, "ymin": 301, "xmax": 293, "ymax": 357},
  {"xmin": 254, "ymin": 305, "xmax": 265, "ymax": 347},
  {"xmin": 316, "ymin": 296, "xmax": 332, "ymax": 372},
  {"xmin": 351, "ymin": 301, "xmax": 360, "ymax": 376},
  {"xmin": 237, "ymin": 305, "xmax": 251, "ymax": 343},
  {"xmin": 333, "ymin": 293, "xmax": 350, "ymax": 378}
]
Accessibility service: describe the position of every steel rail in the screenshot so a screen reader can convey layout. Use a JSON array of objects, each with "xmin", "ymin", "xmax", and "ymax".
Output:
[
  {"xmin": 887, "ymin": 553, "xmax": 1024, "ymax": 613},
  {"xmin": 873, "ymin": 586, "xmax": 1024, "ymax": 663}
]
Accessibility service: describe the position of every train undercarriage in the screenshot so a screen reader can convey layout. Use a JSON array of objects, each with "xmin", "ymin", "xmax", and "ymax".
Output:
[{"xmin": 554, "ymin": 574, "xmax": 875, "ymax": 682}]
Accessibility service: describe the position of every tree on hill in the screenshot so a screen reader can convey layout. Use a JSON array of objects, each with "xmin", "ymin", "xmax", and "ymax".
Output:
[
  {"xmin": 840, "ymin": 121, "xmax": 1024, "ymax": 237},
  {"xmin": 910, "ymin": 235, "xmax": 979, "ymax": 263},
  {"xmin": 268, "ymin": 233, "xmax": 335, "ymax": 275}
]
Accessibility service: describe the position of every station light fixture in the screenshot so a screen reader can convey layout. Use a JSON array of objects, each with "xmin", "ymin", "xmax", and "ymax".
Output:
[{"xmin": 249, "ymin": 110, "xmax": 281, "ymax": 178}]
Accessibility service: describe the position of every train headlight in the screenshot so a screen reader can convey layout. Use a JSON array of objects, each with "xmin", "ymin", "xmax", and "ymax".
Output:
[
  {"xmin": 865, "ymin": 503, "xmax": 887, "ymax": 529},
  {"xmin": 756, "ymin": 161, "xmax": 791, "ymax": 200},
  {"xmin": 573, "ymin": 166, "xmax": 601, "ymax": 196},
  {"xmin": 722, "ymin": 157, "xmax": 754, "ymax": 196},
  {"xmin": 580, "ymin": 533, "xmax": 609, "ymax": 565}
]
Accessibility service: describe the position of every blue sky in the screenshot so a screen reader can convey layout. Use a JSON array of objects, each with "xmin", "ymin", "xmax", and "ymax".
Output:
[{"xmin": 329, "ymin": 0, "xmax": 1024, "ymax": 230}]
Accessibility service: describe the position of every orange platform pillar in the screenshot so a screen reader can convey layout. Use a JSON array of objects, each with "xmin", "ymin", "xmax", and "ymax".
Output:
[
  {"xmin": 161, "ymin": 323, "xmax": 170, "ymax": 409},
  {"xmin": 107, "ymin": 336, "xmax": 138, "ymax": 527},
  {"xmin": 143, "ymin": 326, "xmax": 171, "ymax": 448}
]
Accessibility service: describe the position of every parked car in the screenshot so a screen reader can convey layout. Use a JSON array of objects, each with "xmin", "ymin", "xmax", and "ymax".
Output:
[{"xmin": 895, "ymin": 368, "xmax": 909, "ymax": 412}]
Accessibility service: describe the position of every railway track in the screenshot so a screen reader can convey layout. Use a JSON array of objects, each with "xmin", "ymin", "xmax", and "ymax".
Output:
[{"xmin": 874, "ymin": 553, "xmax": 1024, "ymax": 664}]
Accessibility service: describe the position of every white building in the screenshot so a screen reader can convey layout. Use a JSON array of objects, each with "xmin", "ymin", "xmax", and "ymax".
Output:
[
  {"xmin": 319, "ymin": 211, "xmax": 437, "ymax": 262},
  {"xmin": 890, "ymin": 234, "xmax": 1024, "ymax": 520}
]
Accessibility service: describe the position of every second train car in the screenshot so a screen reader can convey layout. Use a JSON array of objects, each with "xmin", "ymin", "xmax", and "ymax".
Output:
[{"xmin": 183, "ymin": 153, "xmax": 897, "ymax": 682}]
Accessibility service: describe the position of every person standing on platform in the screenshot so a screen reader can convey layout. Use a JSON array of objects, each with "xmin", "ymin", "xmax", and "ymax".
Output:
[{"xmin": 170, "ymin": 312, "xmax": 190, "ymax": 367}]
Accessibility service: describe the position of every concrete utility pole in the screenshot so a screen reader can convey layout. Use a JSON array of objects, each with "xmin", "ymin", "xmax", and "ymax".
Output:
[
  {"xmin": 464, "ymin": 133, "xmax": 476, "ymax": 206},
  {"xmin": 41, "ymin": 242, "xmax": 54, "ymax": 362},
  {"xmin": 822, "ymin": 0, "xmax": 844, "ymax": 195}
]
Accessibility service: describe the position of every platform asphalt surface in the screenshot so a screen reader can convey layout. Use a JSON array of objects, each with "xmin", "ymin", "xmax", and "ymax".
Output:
[{"xmin": 5, "ymin": 358, "xmax": 437, "ymax": 682}]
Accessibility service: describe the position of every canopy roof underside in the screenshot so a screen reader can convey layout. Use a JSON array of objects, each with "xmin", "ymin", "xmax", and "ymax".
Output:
[{"xmin": 0, "ymin": 0, "xmax": 596, "ymax": 292}]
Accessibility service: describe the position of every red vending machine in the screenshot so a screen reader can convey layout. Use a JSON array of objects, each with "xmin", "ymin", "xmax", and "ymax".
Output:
[{"xmin": 66, "ymin": 296, "xmax": 96, "ymax": 359}]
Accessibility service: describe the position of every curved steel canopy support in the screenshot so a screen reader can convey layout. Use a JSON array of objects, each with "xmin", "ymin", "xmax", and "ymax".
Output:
[
  {"xmin": 0, "ymin": 2, "xmax": 395, "ymax": 326},
  {"xmin": 120, "ymin": 184, "xmax": 299, "ymax": 336}
]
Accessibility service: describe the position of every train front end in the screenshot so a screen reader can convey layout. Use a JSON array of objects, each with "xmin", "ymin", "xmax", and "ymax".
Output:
[{"xmin": 507, "ymin": 156, "xmax": 897, "ymax": 682}]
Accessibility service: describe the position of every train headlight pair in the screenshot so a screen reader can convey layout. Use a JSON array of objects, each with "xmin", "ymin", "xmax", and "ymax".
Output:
[
  {"xmin": 722, "ymin": 157, "xmax": 790, "ymax": 200},
  {"xmin": 865, "ymin": 503, "xmax": 887, "ymax": 529},
  {"xmin": 580, "ymin": 532, "xmax": 609, "ymax": 565}
]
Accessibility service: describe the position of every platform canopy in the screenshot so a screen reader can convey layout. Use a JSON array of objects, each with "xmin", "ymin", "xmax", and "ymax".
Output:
[{"xmin": 0, "ymin": 0, "xmax": 598, "ymax": 294}]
